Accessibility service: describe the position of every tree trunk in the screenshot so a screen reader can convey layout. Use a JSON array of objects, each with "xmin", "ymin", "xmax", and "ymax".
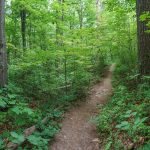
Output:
[
  {"xmin": 78, "ymin": 0, "xmax": 83, "ymax": 29},
  {"xmin": 20, "ymin": 9, "xmax": 26, "ymax": 50},
  {"xmin": 136, "ymin": 0, "xmax": 150, "ymax": 76},
  {"xmin": 0, "ymin": 0, "xmax": 7, "ymax": 87}
]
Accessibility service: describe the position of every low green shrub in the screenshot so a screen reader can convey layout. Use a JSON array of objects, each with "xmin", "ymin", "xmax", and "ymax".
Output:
[{"xmin": 96, "ymin": 73, "xmax": 150, "ymax": 149}]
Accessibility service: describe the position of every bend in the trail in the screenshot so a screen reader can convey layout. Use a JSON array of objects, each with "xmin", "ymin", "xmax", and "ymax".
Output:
[{"xmin": 50, "ymin": 64, "xmax": 115, "ymax": 150}]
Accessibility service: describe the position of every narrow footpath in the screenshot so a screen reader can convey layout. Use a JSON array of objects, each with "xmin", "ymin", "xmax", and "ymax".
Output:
[{"xmin": 50, "ymin": 64, "xmax": 115, "ymax": 150}]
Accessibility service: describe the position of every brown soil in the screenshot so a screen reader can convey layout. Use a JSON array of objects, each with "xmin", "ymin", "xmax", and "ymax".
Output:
[{"xmin": 50, "ymin": 64, "xmax": 115, "ymax": 150}]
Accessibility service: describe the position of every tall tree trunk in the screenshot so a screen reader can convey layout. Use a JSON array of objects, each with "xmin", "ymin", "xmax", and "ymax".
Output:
[
  {"xmin": 0, "ymin": 0, "xmax": 7, "ymax": 87},
  {"xmin": 20, "ymin": 9, "xmax": 26, "ymax": 50},
  {"xmin": 136, "ymin": 0, "xmax": 150, "ymax": 76}
]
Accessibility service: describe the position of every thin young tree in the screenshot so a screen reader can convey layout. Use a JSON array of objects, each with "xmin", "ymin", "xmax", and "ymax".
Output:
[
  {"xmin": 0, "ymin": 0, "xmax": 7, "ymax": 87},
  {"xmin": 136, "ymin": 0, "xmax": 150, "ymax": 76},
  {"xmin": 20, "ymin": 8, "xmax": 26, "ymax": 50}
]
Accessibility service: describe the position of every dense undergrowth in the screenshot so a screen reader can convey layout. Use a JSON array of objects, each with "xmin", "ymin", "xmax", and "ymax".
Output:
[
  {"xmin": 0, "ymin": 50, "xmax": 106, "ymax": 149},
  {"xmin": 96, "ymin": 64, "xmax": 150, "ymax": 150},
  {"xmin": 1, "ymin": 0, "xmax": 108, "ymax": 149}
]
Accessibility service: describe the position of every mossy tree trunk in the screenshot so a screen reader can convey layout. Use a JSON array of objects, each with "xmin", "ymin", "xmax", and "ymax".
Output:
[{"xmin": 0, "ymin": 0, "xmax": 7, "ymax": 87}]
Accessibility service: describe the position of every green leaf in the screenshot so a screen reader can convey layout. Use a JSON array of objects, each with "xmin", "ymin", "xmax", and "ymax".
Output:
[
  {"xmin": 104, "ymin": 141, "xmax": 112, "ymax": 150},
  {"xmin": 10, "ymin": 132, "xmax": 25, "ymax": 144},
  {"xmin": 11, "ymin": 106, "xmax": 22, "ymax": 115},
  {"xmin": 116, "ymin": 121, "xmax": 130, "ymax": 130},
  {"xmin": 116, "ymin": 124, "xmax": 123, "ymax": 129},
  {"xmin": 27, "ymin": 135, "xmax": 48, "ymax": 147},
  {"xmin": 126, "ymin": 110, "xmax": 132, "ymax": 114},
  {"xmin": 0, "ymin": 99, "xmax": 7, "ymax": 108},
  {"xmin": 27, "ymin": 135, "xmax": 40, "ymax": 146},
  {"xmin": 8, "ymin": 94, "xmax": 17, "ymax": 99},
  {"xmin": 121, "ymin": 121, "xmax": 129, "ymax": 126},
  {"xmin": 139, "ymin": 143, "xmax": 150, "ymax": 150},
  {"xmin": 23, "ymin": 107, "xmax": 33, "ymax": 115},
  {"xmin": 0, "ymin": 138, "xmax": 5, "ymax": 149}
]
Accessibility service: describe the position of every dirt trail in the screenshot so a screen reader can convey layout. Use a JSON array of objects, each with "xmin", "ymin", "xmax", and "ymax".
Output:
[{"xmin": 50, "ymin": 64, "xmax": 115, "ymax": 150}]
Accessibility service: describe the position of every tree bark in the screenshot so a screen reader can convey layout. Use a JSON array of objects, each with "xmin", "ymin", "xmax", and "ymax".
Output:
[
  {"xmin": 20, "ymin": 9, "xmax": 26, "ymax": 50},
  {"xmin": 136, "ymin": 0, "xmax": 150, "ymax": 76},
  {"xmin": 0, "ymin": 0, "xmax": 7, "ymax": 87}
]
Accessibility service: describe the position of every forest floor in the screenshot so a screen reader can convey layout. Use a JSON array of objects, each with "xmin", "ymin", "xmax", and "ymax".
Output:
[{"xmin": 50, "ymin": 64, "xmax": 115, "ymax": 150}]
